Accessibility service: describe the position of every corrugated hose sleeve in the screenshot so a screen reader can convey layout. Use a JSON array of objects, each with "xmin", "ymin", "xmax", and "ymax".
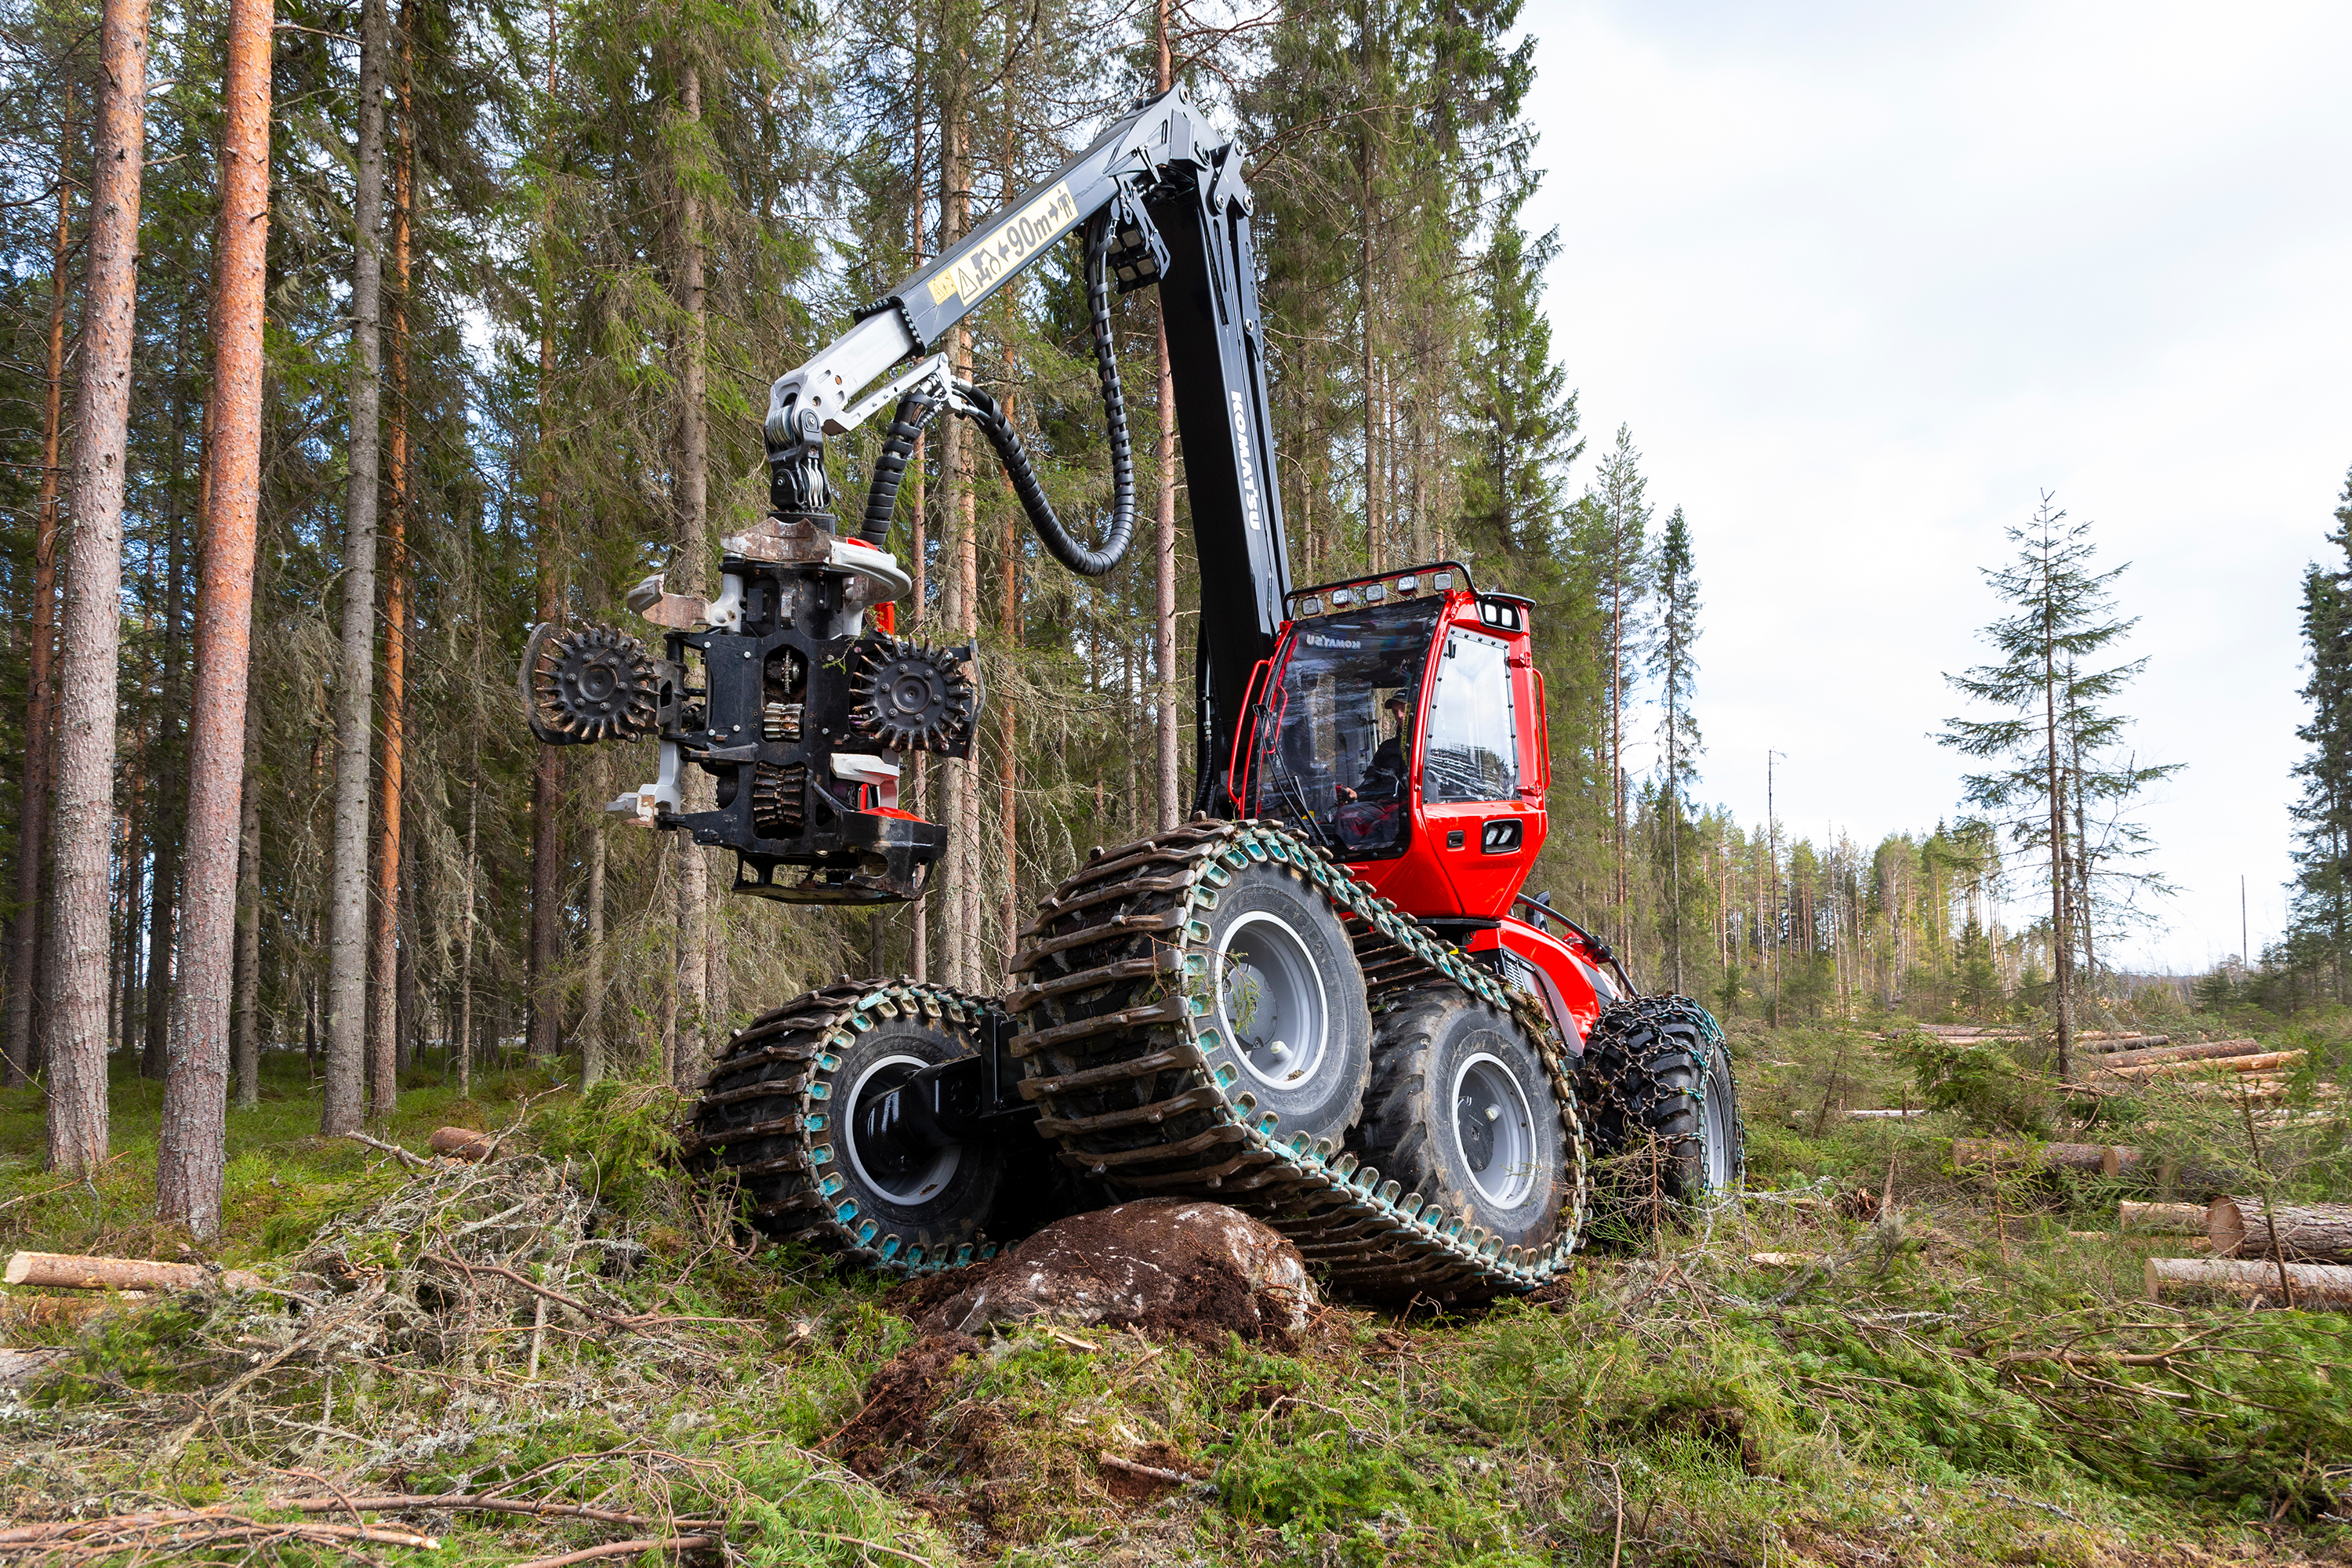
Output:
[
  {"xmin": 858, "ymin": 390, "xmax": 938, "ymax": 548},
  {"xmin": 951, "ymin": 211, "xmax": 1136, "ymax": 577}
]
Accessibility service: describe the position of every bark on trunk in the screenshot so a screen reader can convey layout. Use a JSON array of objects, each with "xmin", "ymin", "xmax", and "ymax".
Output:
[
  {"xmin": 369, "ymin": 17, "xmax": 412, "ymax": 1114},
  {"xmin": 456, "ymin": 769, "xmax": 477, "ymax": 1098},
  {"xmin": 156, "ymin": 0, "xmax": 271, "ymax": 1232},
  {"xmin": 5, "ymin": 82, "xmax": 75, "ymax": 1087},
  {"xmin": 2209, "ymin": 1197, "xmax": 2352, "ymax": 1265},
  {"xmin": 231, "ymin": 771, "xmax": 261, "ymax": 1109},
  {"xmin": 48, "ymin": 0, "xmax": 153, "ymax": 1174},
  {"xmin": 321, "ymin": 0, "xmax": 390, "ymax": 1138},
  {"xmin": 669, "ymin": 56, "xmax": 710, "ymax": 1080},
  {"xmin": 526, "ymin": 314, "xmax": 562, "ymax": 1055}
]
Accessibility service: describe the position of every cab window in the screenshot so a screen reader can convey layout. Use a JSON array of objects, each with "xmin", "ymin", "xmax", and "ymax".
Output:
[{"xmin": 1421, "ymin": 630, "xmax": 1519, "ymax": 803}]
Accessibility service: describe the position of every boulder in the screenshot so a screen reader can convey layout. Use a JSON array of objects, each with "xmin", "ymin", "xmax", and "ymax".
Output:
[{"xmin": 907, "ymin": 1199, "xmax": 1316, "ymax": 1341}]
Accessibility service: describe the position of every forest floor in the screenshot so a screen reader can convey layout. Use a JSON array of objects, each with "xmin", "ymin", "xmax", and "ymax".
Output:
[{"xmin": 0, "ymin": 1018, "xmax": 2348, "ymax": 1567}]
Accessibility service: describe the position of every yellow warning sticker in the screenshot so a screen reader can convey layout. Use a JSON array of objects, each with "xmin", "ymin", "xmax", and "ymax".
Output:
[{"xmin": 925, "ymin": 183, "xmax": 1080, "ymax": 309}]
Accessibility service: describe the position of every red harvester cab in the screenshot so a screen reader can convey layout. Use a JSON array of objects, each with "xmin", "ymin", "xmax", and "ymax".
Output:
[{"xmin": 1232, "ymin": 562, "xmax": 1627, "ymax": 1054}]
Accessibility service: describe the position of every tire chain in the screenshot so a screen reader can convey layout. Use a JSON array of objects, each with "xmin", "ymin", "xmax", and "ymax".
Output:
[
  {"xmin": 1573, "ymin": 994, "xmax": 1742, "ymax": 1192},
  {"xmin": 678, "ymin": 978, "xmax": 1014, "ymax": 1276},
  {"xmin": 1007, "ymin": 818, "xmax": 1591, "ymax": 1298}
]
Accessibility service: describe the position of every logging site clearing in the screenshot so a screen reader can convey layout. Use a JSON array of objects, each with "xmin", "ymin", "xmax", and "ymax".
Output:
[{"xmin": 1, "ymin": 1014, "xmax": 2347, "ymax": 1568}]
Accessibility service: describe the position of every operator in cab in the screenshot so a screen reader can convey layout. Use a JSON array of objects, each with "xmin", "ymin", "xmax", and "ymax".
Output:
[{"xmin": 1338, "ymin": 692, "xmax": 1414, "ymax": 804}]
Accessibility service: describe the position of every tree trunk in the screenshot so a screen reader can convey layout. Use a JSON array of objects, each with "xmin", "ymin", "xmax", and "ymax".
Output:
[
  {"xmin": 156, "ymin": 0, "xmax": 271, "ymax": 1231},
  {"xmin": 938, "ymin": 78, "xmax": 970, "ymax": 993},
  {"xmin": 5, "ymin": 80, "xmax": 75, "ymax": 1087},
  {"xmin": 2043, "ymin": 604, "xmax": 2072, "ymax": 1084},
  {"xmin": 142, "ymin": 344, "xmax": 191, "ymax": 1084},
  {"xmin": 1000, "ymin": 506, "xmax": 1019, "ymax": 975},
  {"xmin": 231, "ymin": 771, "xmax": 261, "ymax": 1109},
  {"xmin": 456, "ymin": 768, "xmax": 477, "ymax": 1099},
  {"xmin": 581, "ymin": 818, "xmax": 604, "ymax": 1086},
  {"xmin": 322, "ymin": 0, "xmax": 390, "ymax": 1138},
  {"xmin": 1152, "ymin": 10, "xmax": 1179, "ymax": 833},
  {"xmin": 527, "ymin": 224, "xmax": 563, "ymax": 1054},
  {"xmin": 48, "ymin": 0, "xmax": 152, "ymax": 1174},
  {"xmin": 906, "ymin": 39, "xmax": 928, "ymax": 984},
  {"xmin": 369, "ymin": 24, "xmax": 412, "ymax": 1118},
  {"xmin": 670, "ymin": 56, "xmax": 710, "ymax": 1080}
]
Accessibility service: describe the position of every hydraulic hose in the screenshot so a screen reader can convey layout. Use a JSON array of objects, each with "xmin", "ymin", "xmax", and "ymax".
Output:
[
  {"xmin": 956, "ymin": 212, "xmax": 1136, "ymax": 577},
  {"xmin": 858, "ymin": 210, "xmax": 1137, "ymax": 576},
  {"xmin": 858, "ymin": 390, "xmax": 938, "ymax": 547}
]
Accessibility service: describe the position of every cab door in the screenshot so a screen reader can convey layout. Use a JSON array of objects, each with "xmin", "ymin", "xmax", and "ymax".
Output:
[{"xmin": 1415, "ymin": 613, "xmax": 1543, "ymax": 917}]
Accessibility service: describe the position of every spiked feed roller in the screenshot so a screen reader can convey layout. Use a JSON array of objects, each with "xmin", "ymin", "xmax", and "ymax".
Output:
[
  {"xmin": 849, "ymin": 639, "xmax": 978, "ymax": 756},
  {"xmin": 521, "ymin": 622, "xmax": 661, "ymax": 746}
]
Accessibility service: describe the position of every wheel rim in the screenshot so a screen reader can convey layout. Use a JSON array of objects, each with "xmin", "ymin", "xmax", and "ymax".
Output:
[
  {"xmin": 1700, "ymin": 1053, "xmax": 1733, "ymax": 1192},
  {"xmin": 1217, "ymin": 912, "xmax": 1332, "ymax": 1092},
  {"xmin": 843, "ymin": 1054, "xmax": 963, "ymax": 1205},
  {"xmin": 1452, "ymin": 1051, "xmax": 1537, "ymax": 1207}
]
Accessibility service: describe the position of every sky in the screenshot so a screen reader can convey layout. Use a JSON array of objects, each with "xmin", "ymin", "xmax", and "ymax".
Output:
[{"xmin": 1515, "ymin": 0, "xmax": 2352, "ymax": 974}]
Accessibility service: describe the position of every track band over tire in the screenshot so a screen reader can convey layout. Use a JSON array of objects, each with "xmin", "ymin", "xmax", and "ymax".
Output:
[
  {"xmin": 681, "ymin": 979, "xmax": 1027, "ymax": 1274},
  {"xmin": 1007, "ymin": 819, "xmax": 1590, "ymax": 1300}
]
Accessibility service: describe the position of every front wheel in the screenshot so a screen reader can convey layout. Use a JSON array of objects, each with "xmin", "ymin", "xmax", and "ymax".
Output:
[{"xmin": 1575, "ymin": 996, "xmax": 1744, "ymax": 1229}]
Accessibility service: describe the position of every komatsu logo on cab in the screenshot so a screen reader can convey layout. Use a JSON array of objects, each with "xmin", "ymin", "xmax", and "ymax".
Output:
[{"xmin": 927, "ymin": 183, "xmax": 1080, "ymax": 307}]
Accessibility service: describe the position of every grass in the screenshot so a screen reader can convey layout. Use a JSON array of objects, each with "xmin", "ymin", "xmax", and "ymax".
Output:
[{"xmin": 2, "ymin": 1021, "xmax": 2348, "ymax": 1566}]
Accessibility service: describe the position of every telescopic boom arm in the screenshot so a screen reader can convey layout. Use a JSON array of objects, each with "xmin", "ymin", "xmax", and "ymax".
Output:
[{"xmin": 763, "ymin": 84, "xmax": 1294, "ymax": 809}]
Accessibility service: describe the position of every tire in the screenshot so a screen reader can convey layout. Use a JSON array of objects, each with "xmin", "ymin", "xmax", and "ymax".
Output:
[
  {"xmin": 1349, "ymin": 989, "xmax": 1575, "ymax": 1255},
  {"xmin": 1575, "ymin": 996, "xmax": 1744, "ymax": 1229},
  {"xmin": 691, "ymin": 985, "xmax": 1012, "ymax": 1267},
  {"xmin": 1197, "ymin": 860, "xmax": 1373, "ymax": 1140},
  {"xmin": 1022, "ymin": 847, "xmax": 1373, "ymax": 1160}
]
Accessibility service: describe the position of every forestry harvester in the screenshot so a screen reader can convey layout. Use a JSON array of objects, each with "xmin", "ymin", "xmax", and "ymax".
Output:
[{"xmin": 520, "ymin": 86, "xmax": 1743, "ymax": 1299}]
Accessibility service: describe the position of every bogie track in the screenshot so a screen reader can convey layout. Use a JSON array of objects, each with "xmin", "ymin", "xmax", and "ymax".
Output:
[
  {"xmin": 682, "ymin": 979, "xmax": 1028, "ymax": 1274},
  {"xmin": 1007, "ymin": 818, "xmax": 1589, "ymax": 1300}
]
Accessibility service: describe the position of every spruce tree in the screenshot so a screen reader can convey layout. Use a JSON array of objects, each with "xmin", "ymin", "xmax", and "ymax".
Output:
[{"xmin": 2286, "ymin": 467, "xmax": 2352, "ymax": 996}]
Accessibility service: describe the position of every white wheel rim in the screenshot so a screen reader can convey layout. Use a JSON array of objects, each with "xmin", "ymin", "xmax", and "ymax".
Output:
[
  {"xmin": 1452, "ymin": 1050, "xmax": 1538, "ymax": 1208},
  {"xmin": 1701, "ymin": 1054, "xmax": 1733, "ymax": 1192},
  {"xmin": 843, "ymin": 1053, "xmax": 962, "ymax": 1205},
  {"xmin": 1216, "ymin": 912, "xmax": 1332, "ymax": 1092}
]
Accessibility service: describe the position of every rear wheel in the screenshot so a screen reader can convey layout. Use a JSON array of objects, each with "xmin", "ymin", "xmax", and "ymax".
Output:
[
  {"xmin": 1575, "ymin": 996, "xmax": 1744, "ymax": 1229},
  {"xmin": 688, "ymin": 983, "xmax": 1019, "ymax": 1270},
  {"xmin": 1350, "ymin": 989, "xmax": 1575, "ymax": 1255}
]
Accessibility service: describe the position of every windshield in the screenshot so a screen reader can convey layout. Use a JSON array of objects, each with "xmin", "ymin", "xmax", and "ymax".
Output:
[{"xmin": 1244, "ymin": 599, "xmax": 1442, "ymax": 860}]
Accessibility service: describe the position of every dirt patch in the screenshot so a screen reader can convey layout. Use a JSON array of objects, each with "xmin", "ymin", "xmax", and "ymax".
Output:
[
  {"xmin": 893, "ymin": 1199, "xmax": 1315, "ymax": 1347},
  {"xmin": 1098, "ymin": 1441, "xmax": 1212, "ymax": 1504},
  {"xmin": 829, "ymin": 1332, "xmax": 980, "ymax": 1476}
]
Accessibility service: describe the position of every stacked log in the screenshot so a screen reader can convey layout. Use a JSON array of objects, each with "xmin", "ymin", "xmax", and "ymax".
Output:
[
  {"xmin": 2100, "ymin": 1146, "xmax": 2234, "ymax": 1198},
  {"xmin": 2092, "ymin": 1039, "xmax": 2261, "ymax": 1071},
  {"xmin": 2207, "ymin": 1196, "xmax": 2352, "ymax": 1264},
  {"xmin": 2144, "ymin": 1256, "xmax": 2352, "ymax": 1311},
  {"xmin": 2104, "ymin": 1050, "xmax": 2304, "ymax": 1081}
]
